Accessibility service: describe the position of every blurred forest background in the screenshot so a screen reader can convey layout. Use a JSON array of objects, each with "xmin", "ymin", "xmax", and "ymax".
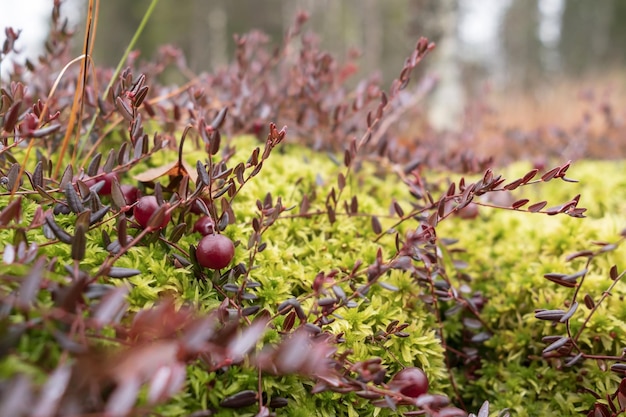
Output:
[
  {"xmin": 83, "ymin": 0, "xmax": 626, "ymax": 131},
  {"xmin": 88, "ymin": 0, "xmax": 626, "ymax": 85},
  {"xmin": 2, "ymin": 0, "xmax": 626, "ymax": 158}
]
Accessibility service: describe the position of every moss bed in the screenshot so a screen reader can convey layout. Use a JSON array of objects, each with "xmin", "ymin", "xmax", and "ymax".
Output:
[{"xmin": 2, "ymin": 132, "xmax": 626, "ymax": 416}]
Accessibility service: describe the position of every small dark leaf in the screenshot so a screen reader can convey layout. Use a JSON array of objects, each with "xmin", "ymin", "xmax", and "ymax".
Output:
[
  {"xmin": 503, "ymin": 178, "xmax": 523, "ymax": 191},
  {"xmin": 147, "ymin": 205, "xmax": 168, "ymax": 230},
  {"xmin": 196, "ymin": 160, "xmax": 210, "ymax": 186},
  {"xmin": 393, "ymin": 200, "xmax": 404, "ymax": 217},
  {"xmin": 337, "ymin": 172, "xmax": 345, "ymax": 191},
  {"xmin": 35, "ymin": 184, "xmax": 54, "ymax": 201},
  {"xmin": 565, "ymin": 250, "xmax": 594, "ymax": 261},
  {"xmin": 250, "ymin": 161, "xmax": 263, "ymax": 177},
  {"xmin": 217, "ymin": 211, "xmax": 229, "ymax": 232},
  {"xmin": 103, "ymin": 148, "xmax": 117, "ymax": 172},
  {"xmin": 89, "ymin": 205, "xmax": 110, "ymax": 225},
  {"xmin": 521, "ymin": 169, "xmax": 539, "ymax": 184},
  {"xmin": 210, "ymin": 130, "xmax": 221, "ymax": 155},
  {"xmin": 470, "ymin": 331, "xmax": 492, "ymax": 343},
  {"xmin": 18, "ymin": 256, "xmax": 46, "ymax": 309},
  {"xmin": 543, "ymin": 275, "xmax": 577, "ymax": 287},
  {"xmin": 210, "ymin": 107, "xmax": 229, "ymax": 131},
  {"xmin": 371, "ymin": 216, "xmax": 382, "ymax": 234},
  {"xmin": 610, "ymin": 265, "xmax": 618, "ymax": 280},
  {"xmin": 115, "ymin": 96, "xmax": 134, "ymax": 121},
  {"xmin": 535, "ymin": 309, "xmax": 565, "ymax": 321},
  {"xmin": 2, "ymin": 99, "xmax": 22, "ymax": 132},
  {"xmin": 65, "ymin": 182, "xmax": 84, "ymax": 213},
  {"xmin": 562, "ymin": 269, "xmax": 587, "ymax": 282},
  {"xmin": 77, "ymin": 179, "xmax": 93, "ymax": 197},
  {"xmin": 583, "ymin": 294, "xmax": 595, "ymax": 309},
  {"xmin": 213, "ymin": 182, "xmax": 233, "ymax": 199},
  {"xmin": 32, "ymin": 161, "xmax": 43, "ymax": 188},
  {"xmin": 560, "ymin": 301, "xmax": 578, "ymax": 322},
  {"xmin": 6, "ymin": 163, "xmax": 20, "ymax": 190},
  {"xmin": 317, "ymin": 298, "xmax": 336, "ymax": 307},
  {"xmin": 326, "ymin": 204, "xmax": 335, "ymax": 224},
  {"xmin": 268, "ymin": 397, "xmax": 289, "ymax": 409},
  {"xmin": 118, "ymin": 142, "xmax": 129, "ymax": 165},
  {"xmin": 541, "ymin": 166, "xmax": 560, "ymax": 182},
  {"xmin": 169, "ymin": 222, "xmax": 187, "ymax": 243},
  {"xmin": 242, "ymin": 306, "xmax": 260, "ymax": 317},
  {"xmin": 87, "ymin": 153, "xmax": 102, "ymax": 176},
  {"xmin": 234, "ymin": 162, "xmax": 245, "ymax": 185},
  {"xmin": 528, "ymin": 201, "xmax": 547, "ymax": 212},
  {"xmin": 610, "ymin": 363, "xmax": 626, "ymax": 375},
  {"xmin": 543, "ymin": 336, "xmax": 570, "ymax": 353},
  {"xmin": 110, "ymin": 177, "xmax": 126, "ymax": 209},
  {"xmin": 350, "ymin": 196, "xmax": 358, "ymax": 214},
  {"xmin": 59, "ymin": 164, "xmax": 73, "ymax": 189},
  {"xmin": 220, "ymin": 390, "xmax": 257, "ymax": 408},
  {"xmin": 0, "ymin": 196, "xmax": 22, "ymax": 226},
  {"xmin": 511, "ymin": 199, "xmax": 529, "ymax": 209},
  {"xmin": 618, "ymin": 379, "xmax": 626, "ymax": 409},
  {"xmin": 599, "ymin": 243, "xmax": 617, "ymax": 253},
  {"xmin": 44, "ymin": 215, "xmax": 72, "ymax": 243},
  {"xmin": 299, "ymin": 194, "xmax": 310, "ymax": 216},
  {"xmin": 72, "ymin": 220, "xmax": 87, "ymax": 261},
  {"xmin": 565, "ymin": 352, "xmax": 584, "ymax": 367},
  {"xmin": 379, "ymin": 281, "xmax": 398, "ymax": 291},
  {"xmin": 108, "ymin": 267, "xmax": 142, "ymax": 278},
  {"xmin": 133, "ymin": 135, "xmax": 145, "ymax": 159}
]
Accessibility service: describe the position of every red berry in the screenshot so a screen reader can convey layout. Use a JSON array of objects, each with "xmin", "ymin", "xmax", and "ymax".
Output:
[
  {"xmin": 193, "ymin": 216, "xmax": 215, "ymax": 236},
  {"xmin": 84, "ymin": 171, "xmax": 119, "ymax": 195},
  {"xmin": 391, "ymin": 367, "xmax": 429, "ymax": 398},
  {"xmin": 134, "ymin": 195, "xmax": 171, "ymax": 230},
  {"xmin": 196, "ymin": 234, "xmax": 235, "ymax": 269},
  {"xmin": 99, "ymin": 171, "xmax": 119, "ymax": 195},
  {"xmin": 120, "ymin": 184, "xmax": 140, "ymax": 205}
]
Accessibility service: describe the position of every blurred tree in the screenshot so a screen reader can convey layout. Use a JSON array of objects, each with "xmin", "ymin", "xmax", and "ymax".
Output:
[
  {"xmin": 409, "ymin": 0, "xmax": 464, "ymax": 131},
  {"xmin": 559, "ymin": 0, "xmax": 625, "ymax": 76},
  {"xmin": 500, "ymin": 0, "xmax": 542, "ymax": 90},
  {"xmin": 190, "ymin": 0, "xmax": 227, "ymax": 71}
]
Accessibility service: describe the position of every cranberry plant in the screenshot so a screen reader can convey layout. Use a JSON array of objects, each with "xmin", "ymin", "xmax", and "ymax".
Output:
[{"xmin": 0, "ymin": 1, "xmax": 604, "ymax": 417}]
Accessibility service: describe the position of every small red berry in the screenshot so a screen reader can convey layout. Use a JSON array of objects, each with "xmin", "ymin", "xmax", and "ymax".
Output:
[
  {"xmin": 84, "ymin": 171, "xmax": 119, "ymax": 195},
  {"xmin": 120, "ymin": 184, "xmax": 140, "ymax": 205},
  {"xmin": 391, "ymin": 367, "xmax": 429, "ymax": 398},
  {"xmin": 193, "ymin": 216, "xmax": 215, "ymax": 236},
  {"xmin": 134, "ymin": 195, "xmax": 171, "ymax": 230},
  {"xmin": 196, "ymin": 234, "xmax": 235, "ymax": 269}
]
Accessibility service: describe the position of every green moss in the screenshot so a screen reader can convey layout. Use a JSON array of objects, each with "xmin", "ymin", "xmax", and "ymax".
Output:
[
  {"xmin": 2, "ymin": 136, "xmax": 626, "ymax": 416},
  {"xmin": 436, "ymin": 160, "xmax": 626, "ymax": 413}
]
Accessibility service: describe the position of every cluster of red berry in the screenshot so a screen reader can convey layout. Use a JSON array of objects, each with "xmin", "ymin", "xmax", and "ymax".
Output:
[{"xmin": 91, "ymin": 171, "xmax": 235, "ymax": 270}]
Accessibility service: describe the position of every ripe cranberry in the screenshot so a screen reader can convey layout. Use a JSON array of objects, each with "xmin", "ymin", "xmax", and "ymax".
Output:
[
  {"xmin": 196, "ymin": 234, "xmax": 235, "ymax": 269},
  {"xmin": 134, "ymin": 195, "xmax": 171, "ymax": 230},
  {"xmin": 84, "ymin": 171, "xmax": 119, "ymax": 195},
  {"xmin": 120, "ymin": 184, "xmax": 140, "ymax": 205},
  {"xmin": 193, "ymin": 216, "xmax": 215, "ymax": 236},
  {"xmin": 391, "ymin": 367, "xmax": 429, "ymax": 398}
]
